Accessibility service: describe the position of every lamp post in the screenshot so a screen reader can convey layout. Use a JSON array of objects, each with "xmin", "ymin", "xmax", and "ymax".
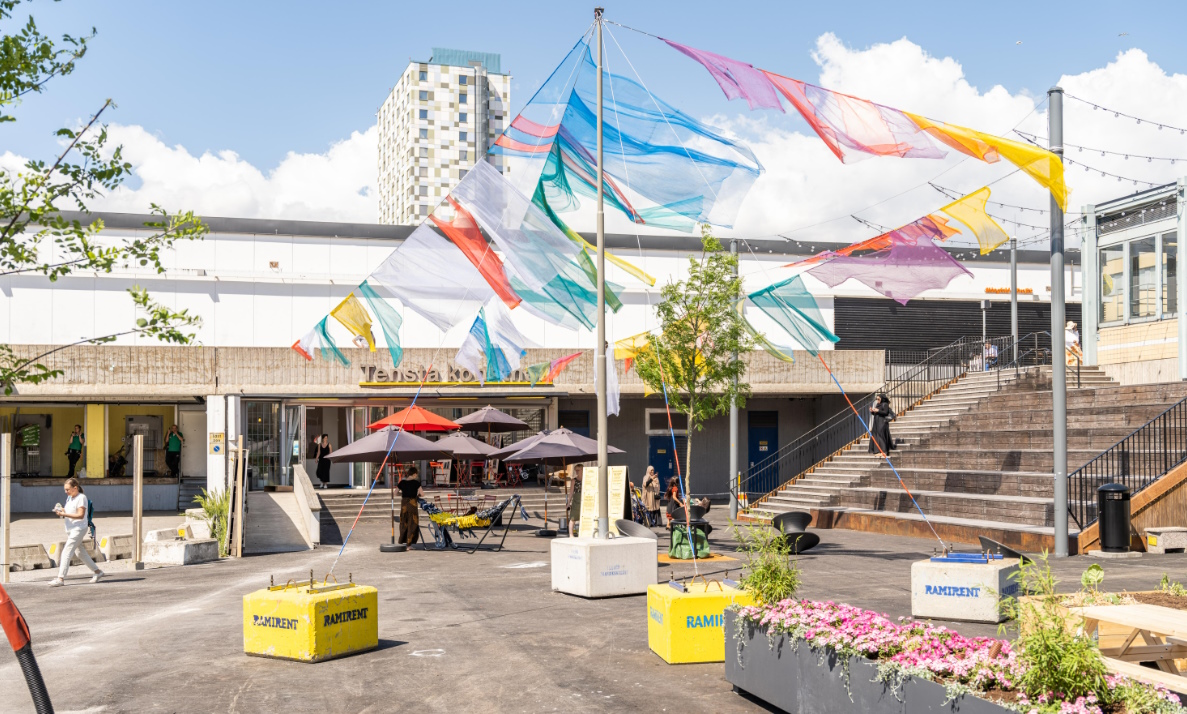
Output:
[
  {"xmin": 594, "ymin": 6, "xmax": 609, "ymax": 539},
  {"xmin": 1049, "ymin": 86, "xmax": 1069, "ymax": 558}
]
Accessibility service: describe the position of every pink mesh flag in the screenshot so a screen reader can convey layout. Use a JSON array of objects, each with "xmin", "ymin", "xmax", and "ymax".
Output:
[
  {"xmin": 807, "ymin": 235, "xmax": 972, "ymax": 305},
  {"xmin": 664, "ymin": 40, "xmax": 784, "ymax": 112}
]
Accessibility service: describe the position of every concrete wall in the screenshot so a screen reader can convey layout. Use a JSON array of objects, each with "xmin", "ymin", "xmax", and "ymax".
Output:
[
  {"xmin": 1100, "ymin": 357, "xmax": 1181, "ymax": 386},
  {"xmin": 8, "ymin": 480, "xmax": 178, "ymax": 513}
]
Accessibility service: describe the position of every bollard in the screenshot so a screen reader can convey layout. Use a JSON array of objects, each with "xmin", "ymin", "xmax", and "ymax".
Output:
[
  {"xmin": 132, "ymin": 435, "xmax": 144, "ymax": 569},
  {"xmin": 2, "ymin": 433, "xmax": 10, "ymax": 585}
]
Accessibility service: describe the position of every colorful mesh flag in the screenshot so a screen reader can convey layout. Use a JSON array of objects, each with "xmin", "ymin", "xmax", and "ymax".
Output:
[
  {"xmin": 747, "ymin": 275, "xmax": 839, "ymax": 356},
  {"xmin": 369, "ymin": 223, "xmax": 494, "ymax": 331},
  {"xmin": 483, "ymin": 298, "xmax": 534, "ymax": 373},
  {"xmin": 664, "ymin": 40, "xmax": 784, "ymax": 112},
  {"xmin": 330, "ymin": 293, "xmax": 375, "ymax": 351},
  {"xmin": 525, "ymin": 362, "xmax": 550, "ymax": 386},
  {"xmin": 737, "ymin": 304, "xmax": 795, "ymax": 364},
  {"xmin": 357, "ymin": 280, "xmax": 403, "ymax": 368},
  {"xmin": 938, "ymin": 187, "xmax": 1010, "ymax": 255},
  {"xmin": 526, "ymin": 351, "xmax": 583, "ymax": 386},
  {"xmin": 455, "ymin": 308, "xmax": 508, "ymax": 386},
  {"xmin": 806, "ymin": 234, "xmax": 973, "ymax": 305},
  {"xmin": 291, "ymin": 325, "xmax": 321, "ymax": 361},
  {"xmin": 614, "ymin": 332, "xmax": 652, "ymax": 372},
  {"xmin": 313, "ymin": 317, "xmax": 349, "ymax": 367},
  {"xmin": 430, "ymin": 197, "xmax": 521, "ymax": 308}
]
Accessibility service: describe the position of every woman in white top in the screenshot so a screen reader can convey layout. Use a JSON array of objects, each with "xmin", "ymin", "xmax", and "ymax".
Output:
[
  {"xmin": 48, "ymin": 478, "xmax": 104, "ymax": 586},
  {"xmin": 1065, "ymin": 320, "xmax": 1083, "ymax": 366}
]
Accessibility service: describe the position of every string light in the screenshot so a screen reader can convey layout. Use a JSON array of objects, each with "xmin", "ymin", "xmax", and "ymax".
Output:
[
  {"xmin": 1014, "ymin": 131, "xmax": 1187, "ymax": 164},
  {"xmin": 929, "ymin": 182, "xmax": 1050, "ymax": 214},
  {"xmin": 1065, "ymin": 93, "xmax": 1187, "ymax": 135}
]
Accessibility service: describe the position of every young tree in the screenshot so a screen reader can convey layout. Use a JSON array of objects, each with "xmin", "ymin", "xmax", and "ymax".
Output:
[
  {"xmin": 635, "ymin": 231, "xmax": 750, "ymax": 497},
  {"xmin": 0, "ymin": 0, "xmax": 207, "ymax": 394}
]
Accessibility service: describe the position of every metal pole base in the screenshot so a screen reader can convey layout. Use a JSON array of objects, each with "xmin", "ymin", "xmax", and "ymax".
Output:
[
  {"xmin": 378, "ymin": 543, "xmax": 407, "ymax": 553},
  {"xmin": 535, "ymin": 529, "xmax": 558, "ymax": 538}
]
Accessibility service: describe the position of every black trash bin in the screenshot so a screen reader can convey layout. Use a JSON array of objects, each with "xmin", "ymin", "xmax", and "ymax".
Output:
[{"xmin": 1098, "ymin": 483, "xmax": 1132, "ymax": 553}]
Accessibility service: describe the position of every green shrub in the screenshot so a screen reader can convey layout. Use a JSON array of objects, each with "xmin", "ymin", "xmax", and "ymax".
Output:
[
  {"xmin": 193, "ymin": 488, "xmax": 230, "ymax": 557},
  {"xmin": 734, "ymin": 524, "xmax": 801, "ymax": 605}
]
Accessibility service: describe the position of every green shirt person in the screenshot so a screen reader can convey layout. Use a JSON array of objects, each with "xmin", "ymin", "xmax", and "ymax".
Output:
[
  {"xmin": 164, "ymin": 425, "xmax": 184, "ymax": 478},
  {"xmin": 66, "ymin": 425, "xmax": 85, "ymax": 479}
]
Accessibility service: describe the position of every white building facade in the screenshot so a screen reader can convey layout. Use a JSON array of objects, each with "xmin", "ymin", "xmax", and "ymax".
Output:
[{"xmin": 377, "ymin": 48, "xmax": 511, "ymax": 225}]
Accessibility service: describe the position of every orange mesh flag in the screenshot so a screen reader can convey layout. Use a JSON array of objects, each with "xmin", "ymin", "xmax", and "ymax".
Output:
[
  {"xmin": 905, "ymin": 113, "xmax": 1068, "ymax": 212},
  {"xmin": 938, "ymin": 187, "xmax": 1010, "ymax": 255},
  {"xmin": 430, "ymin": 197, "xmax": 522, "ymax": 309},
  {"xmin": 330, "ymin": 294, "xmax": 375, "ymax": 351}
]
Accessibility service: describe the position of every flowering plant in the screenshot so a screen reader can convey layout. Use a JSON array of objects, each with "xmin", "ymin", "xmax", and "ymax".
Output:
[{"xmin": 735, "ymin": 598, "xmax": 1185, "ymax": 714}]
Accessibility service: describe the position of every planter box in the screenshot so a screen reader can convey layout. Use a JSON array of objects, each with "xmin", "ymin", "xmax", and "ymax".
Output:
[{"xmin": 724, "ymin": 610, "xmax": 1012, "ymax": 714}]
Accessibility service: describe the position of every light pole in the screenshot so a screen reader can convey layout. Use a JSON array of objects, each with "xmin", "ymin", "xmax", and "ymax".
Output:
[
  {"xmin": 1010, "ymin": 237, "xmax": 1018, "ymax": 363},
  {"xmin": 729, "ymin": 239, "xmax": 739, "ymax": 520},
  {"xmin": 1049, "ymin": 86, "xmax": 1069, "ymax": 558},
  {"xmin": 594, "ymin": 6, "xmax": 609, "ymax": 539}
]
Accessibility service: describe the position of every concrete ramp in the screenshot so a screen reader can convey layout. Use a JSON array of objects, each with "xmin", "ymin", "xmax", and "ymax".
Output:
[{"xmin": 244, "ymin": 491, "xmax": 313, "ymax": 554}]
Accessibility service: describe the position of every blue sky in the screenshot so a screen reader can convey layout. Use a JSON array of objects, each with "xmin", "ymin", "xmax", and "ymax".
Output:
[{"xmin": 8, "ymin": 0, "xmax": 1185, "ymax": 170}]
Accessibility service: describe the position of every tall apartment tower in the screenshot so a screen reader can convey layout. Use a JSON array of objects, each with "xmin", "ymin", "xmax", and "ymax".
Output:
[{"xmin": 377, "ymin": 48, "xmax": 511, "ymax": 225}]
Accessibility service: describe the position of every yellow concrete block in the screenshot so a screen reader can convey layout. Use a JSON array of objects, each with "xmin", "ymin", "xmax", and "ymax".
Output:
[
  {"xmin": 647, "ymin": 581, "xmax": 753, "ymax": 664},
  {"xmin": 243, "ymin": 582, "xmax": 378, "ymax": 663}
]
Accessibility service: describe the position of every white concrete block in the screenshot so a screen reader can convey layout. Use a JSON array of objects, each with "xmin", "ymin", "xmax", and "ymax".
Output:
[
  {"xmin": 551, "ymin": 536, "xmax": 658, "ymax": 598},
  {"xmin": 911, "ymin": 557, "xmax": 1021, "ymax": 623},
  {"xmin": 144, "ymin": 527, "xmax": 184, "ymax": 542},
  {"xmin": 100, "ymin": 534, "xmax": 135, "ymax": 561},
  {"xmin": 186, "ymin": 521, "xmax": 212, "ymax": 539},
  {"xmin": 1146, "ymin": 527, "xmax": 1187, "ymax": 555},
  {"xmin": 46, "ymin": 539, "xmax": 106, "ymax": 568},
  {"xmin": 4, "ymin": 544, "xmax": 53, "ymax": 571},
  {"xmin": 142, "ymin": 538, "xmax": 219, "ymax": 565}
]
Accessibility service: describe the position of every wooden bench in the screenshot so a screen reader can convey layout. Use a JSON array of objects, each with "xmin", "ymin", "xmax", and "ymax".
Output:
[{"xmin": 1071, "ymin": 603, "xmax": 1187, "ymax": 695}]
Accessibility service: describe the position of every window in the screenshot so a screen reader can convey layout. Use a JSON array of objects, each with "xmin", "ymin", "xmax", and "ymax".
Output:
[
  {"xmin": 420, "ymin": 204, "xmax": 429, "ymax": 216},
  {"xmin": 1100, "ymin": 245, "xmax": 1125, "ymax": 323},
  {"xmin": 419, "ymin": 109, "xmax": 428, "ymax": 119},
  {"xmin": 419, "ymin": 70, "xmax": 427, "ymax": 81},
  {"xmin": 459, "ymin": 112, "xmax": 468, "ymax": 123},
  {"xmin": 419, "ymin": 185, "xmax": 428, "ymax": 196},
  {"xmin": 458, "ymin": 168, "xmax": 468, "ymax": 180},
  {"xmin": 459, "ymin": 75, "xmax": 467, "ymax": 85},
  {"xmin": 459, "ymin": 131, "xmax": 468, "ymax": 142},
  {"xmin": 1129, "ymin": 236, "xmax": 1156, "ymax": 319},
  {"xmin": 460, "ymin": 149, "xmax": 468, "ymax": 161},
  {"xmin": 460, "ymin": 93, "xmax": 468, "ymax": 104},
  {"xmin": 1164, "ymin": 232, "xmax": 1177, "ymax": 315},
  {"xmin": 419, "ymin": 167, "xmax": 427, "ymax": 177},
  {"xmin": 646, "ymin": 409, "xmax": 688, "ymax": 434},
  {"xmin": 419, "ymin": 128, "xmax": 428, "ymax": 139},
  {"xmin": 419, "ymin": 90, "xmax": 428, "ymax": 101}
]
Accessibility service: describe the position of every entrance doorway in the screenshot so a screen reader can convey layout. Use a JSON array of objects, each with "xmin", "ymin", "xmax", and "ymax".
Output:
[{"xmin": 747, "ymin": 411, "xmax": 779, "ymax": 492}]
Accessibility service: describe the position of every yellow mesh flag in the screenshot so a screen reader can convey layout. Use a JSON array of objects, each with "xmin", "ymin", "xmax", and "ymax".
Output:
[
  {"xmin": 330, "ymin": 293, "xmax": 376, "ymax": 351},
  {"xmin": 939, "ymin": 187, "xmax": 1010, "ymax": 255},
  {"xmin": 614, "ymin": 331, "xmax": 652, "ymax": 372},
  {"xmin": 905, "ymin": 113, "xmax": 1068, "ymax": 212}
]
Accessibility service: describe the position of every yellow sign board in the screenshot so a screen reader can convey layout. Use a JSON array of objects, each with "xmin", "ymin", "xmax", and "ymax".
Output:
[
  {"xmin": 209, "ymin": 432, "xmax": 225, "ymax": 455},
  {"xmin": 579, "ymin": 466, "xmax": 629, "ymax": 538}
]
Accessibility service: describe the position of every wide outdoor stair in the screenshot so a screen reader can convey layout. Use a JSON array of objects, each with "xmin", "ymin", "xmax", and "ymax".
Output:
[
  {"xmin": 317, "ymin": 485, "xmax": 561, "ymax": 543},
  {"xmin": 748, "ymin": 367, "xmax": 1187, "ymax": 552},
  {"xmin": 177, "ymin": 475, "xmax": 206, "ymax": 511}
]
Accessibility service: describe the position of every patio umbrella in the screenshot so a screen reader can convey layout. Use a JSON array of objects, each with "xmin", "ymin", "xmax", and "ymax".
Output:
[
  {"xmin": 453, "ymin": 406, "xmax": 530, "ymax": 433},
  {"xmin": 502, "ymin": 427, "xmax": 624, "ymax": 467},
  {"xmin": 328, "ymin": 427, "xmax": 453, "ymax": 463},
  {"xmin": 435, "ymin": 432, "xmax": 499, "ymax": 459},
  {"xmin": 489, "ymin": 430, "xmax": 550, "ymax": 460},
  {"xmin": 367, "ymin": 405, "xmax": 459, "ymax": 432}
]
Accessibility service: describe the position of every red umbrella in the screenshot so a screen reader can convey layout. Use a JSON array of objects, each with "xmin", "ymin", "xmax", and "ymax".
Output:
[{"xmin": 367, "ymin": 405, "xmax": 459, "ymax": 433}]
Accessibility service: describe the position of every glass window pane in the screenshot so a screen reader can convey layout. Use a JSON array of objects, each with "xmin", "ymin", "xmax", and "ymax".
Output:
[
  {"xmin": 1100, "ymin": 245, "xmax": 1125, "ymax": 322},
  {"xmin": 1164, "ymin": 232, "xmax": 1177, "ymax": 316},
  {"xmin": 1130, "ymin": 236, "xmax": 1156, "ymax": 319}
]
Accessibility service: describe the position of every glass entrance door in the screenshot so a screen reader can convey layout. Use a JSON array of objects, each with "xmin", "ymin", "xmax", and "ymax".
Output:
[
  {"xmin": 282, "ymin": 404, "xmax": 304, "ymax": 486},
  {"xmin": 349, "ymin": 407, "xmax": 370, "ymax": 489}
]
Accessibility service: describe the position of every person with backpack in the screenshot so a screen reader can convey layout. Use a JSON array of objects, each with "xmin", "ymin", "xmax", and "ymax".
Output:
[{"xmin": 48, "ymin": 478, "xmax": 104, "ymax": 586}]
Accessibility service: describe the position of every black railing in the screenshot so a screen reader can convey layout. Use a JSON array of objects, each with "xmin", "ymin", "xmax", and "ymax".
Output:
[
  {"xmin": 736, "ymin": 332, "xmax": 1059, "ymax": 509},
  {"xmin": 1067, "ymin": 395, "xmax": 1187, "ymax": 530}
]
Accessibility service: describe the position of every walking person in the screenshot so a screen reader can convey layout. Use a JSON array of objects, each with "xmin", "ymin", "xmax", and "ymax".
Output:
[
  {"xmin": 397, "ymin": 466, "xmax": 423, "ymax": 546},
  {"xmin": 868, "ymin": 394, "xmax": 896, "ymax": 456},
  {"xmin": 642, "ymin": 465, "xmax": 661, "ymax": 526},
  {"xmin": 315, "ymin": 434, "xmax": 332, "ymax": 489},
  {"xmin": 48, "ymin": 478, "xmax": 103, "ymax": 586},
  {"xmin": 164, "ymin": 425, "xmax": 184, "ymax": 478},
  {"xmin": 65, "ymin": 425, "xmax": 84, "ymax": 479}
]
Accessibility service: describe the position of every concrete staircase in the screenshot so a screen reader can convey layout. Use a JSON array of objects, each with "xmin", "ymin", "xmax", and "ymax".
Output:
[
  {"xmin": 177, "ymin": 476, "xmax": 206, "ymax": 511},
  {"xmin": 749, "ymin": 366, "xmax": 1187, "ymax": 552},
  {"xmin": 244, "ymin": 491, "xmax": 314, "ymax": 554},
  {"xmin": 317, "ymin": 486, "xmax": 562, "ymax": 544}
]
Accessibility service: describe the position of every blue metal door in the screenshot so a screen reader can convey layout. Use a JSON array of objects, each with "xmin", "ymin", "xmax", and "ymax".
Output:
[
  {"xmin": 649, "ymin": 435, "xmax": 676, "ymax": 492},
  {"xmin": 747, "ymin": 411, "xmax": 779, "ymax": 494}
]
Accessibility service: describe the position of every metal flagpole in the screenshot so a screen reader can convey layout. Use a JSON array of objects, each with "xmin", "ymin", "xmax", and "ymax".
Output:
[
  {"xmin": 1010, "ymin": 237, "xmax": 1019, "ymax": 363},
  {"xmin": 594, "ymin": 6, "xmax": 609, "ymax": 539},
  {"xmin": 729, "ymin": 239, "xmax": 739, "ymax": 520},
  {"xmin": 1048, "ymin": 86, "xmax": 1069, "ymax": 558}
]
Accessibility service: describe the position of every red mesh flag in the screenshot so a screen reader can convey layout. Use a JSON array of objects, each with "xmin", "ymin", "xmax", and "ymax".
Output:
[{"xmin": 430, "ymin": 197, "xmax": 521, "ymax": 309}]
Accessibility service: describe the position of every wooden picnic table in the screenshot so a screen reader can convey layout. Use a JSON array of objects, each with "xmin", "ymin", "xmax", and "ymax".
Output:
[{"xmin": 1071, "ymin": 603, "xmax": 1187, "ymax": 694}]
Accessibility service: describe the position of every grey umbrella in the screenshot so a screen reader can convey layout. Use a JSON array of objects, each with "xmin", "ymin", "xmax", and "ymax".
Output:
[
  {"xmin": 327, "ymin": 426, "xmax": 452, "ymax": 463},
  {"xmin": 453, "ymin": 405, "xmax": 530, "ymax": 433},
  {"xmin": 503, "ymin": 427, "xmax": 624, "ymax": 466},
  {"xmin": 489, "ymin": 430, "xmax": 550, "ymax": 460},
  {"xmin": 434, "ymin": 432, "xmax": 499, "ymax": 459}
]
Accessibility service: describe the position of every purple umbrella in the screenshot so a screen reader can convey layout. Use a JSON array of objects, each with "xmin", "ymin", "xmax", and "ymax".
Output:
[
  {"xmin": 435, "ymin": 432, "xmax": 499, "ymax": 459},
  {"xmin": 503, "ymin": 427, "xmax": 624, "ymax": 467},
  {"xmin": 489, "ymin": 430, "xmax": 550, "ymax": 460},
  {"xmin": 453, "ymin": 406, "xmax": 530, "ymax": 433},
  {"xmin": 327, "ymin": 427, "xmax": 451, "ymax": 463}
]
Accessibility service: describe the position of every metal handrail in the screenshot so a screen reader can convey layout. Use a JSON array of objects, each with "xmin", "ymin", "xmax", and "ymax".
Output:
[
  {"xmin": 1066, "ymin": 394, "xmax": 1187, "ymax": 530},
  {"xmin": 735, "ymin": 336, "xmax": 1016, "ymax": 505}
]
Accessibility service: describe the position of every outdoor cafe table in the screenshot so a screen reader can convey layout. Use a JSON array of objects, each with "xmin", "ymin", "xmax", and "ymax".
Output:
[{"xmin": 1070, "ymin": 603, "xmax": 1187, "ymax": 692}]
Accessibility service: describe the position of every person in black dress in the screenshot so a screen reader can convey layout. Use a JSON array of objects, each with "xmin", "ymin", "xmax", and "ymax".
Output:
[
  {"xmin": 868, "ymin": 395, "xmax": 896, "ymax": 455},
  {"xmin": 397, "ymin": 466, "xmax": 423, "ymax": 545},
  {"xmin": 315, "ymin": 434, "xmax": 332, "ymax": 489}
]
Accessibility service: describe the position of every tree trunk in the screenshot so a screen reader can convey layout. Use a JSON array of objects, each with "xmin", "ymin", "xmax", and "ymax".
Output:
[{"xmin": 684, "ymin": 428, "xmax": 693, "ymax": 499}]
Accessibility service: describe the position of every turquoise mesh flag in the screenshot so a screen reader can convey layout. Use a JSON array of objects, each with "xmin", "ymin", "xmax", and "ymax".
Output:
[
  {"xmin": 357, "ymin": 280, "xmax": 403, "ymax": 368},
  {"xmin": 313, "ymin": 317, "xmax": 349, "ymax": 367},
  {"xmin": 747, "ymin": 275, "xmax": 839, "ymax": 356}
]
